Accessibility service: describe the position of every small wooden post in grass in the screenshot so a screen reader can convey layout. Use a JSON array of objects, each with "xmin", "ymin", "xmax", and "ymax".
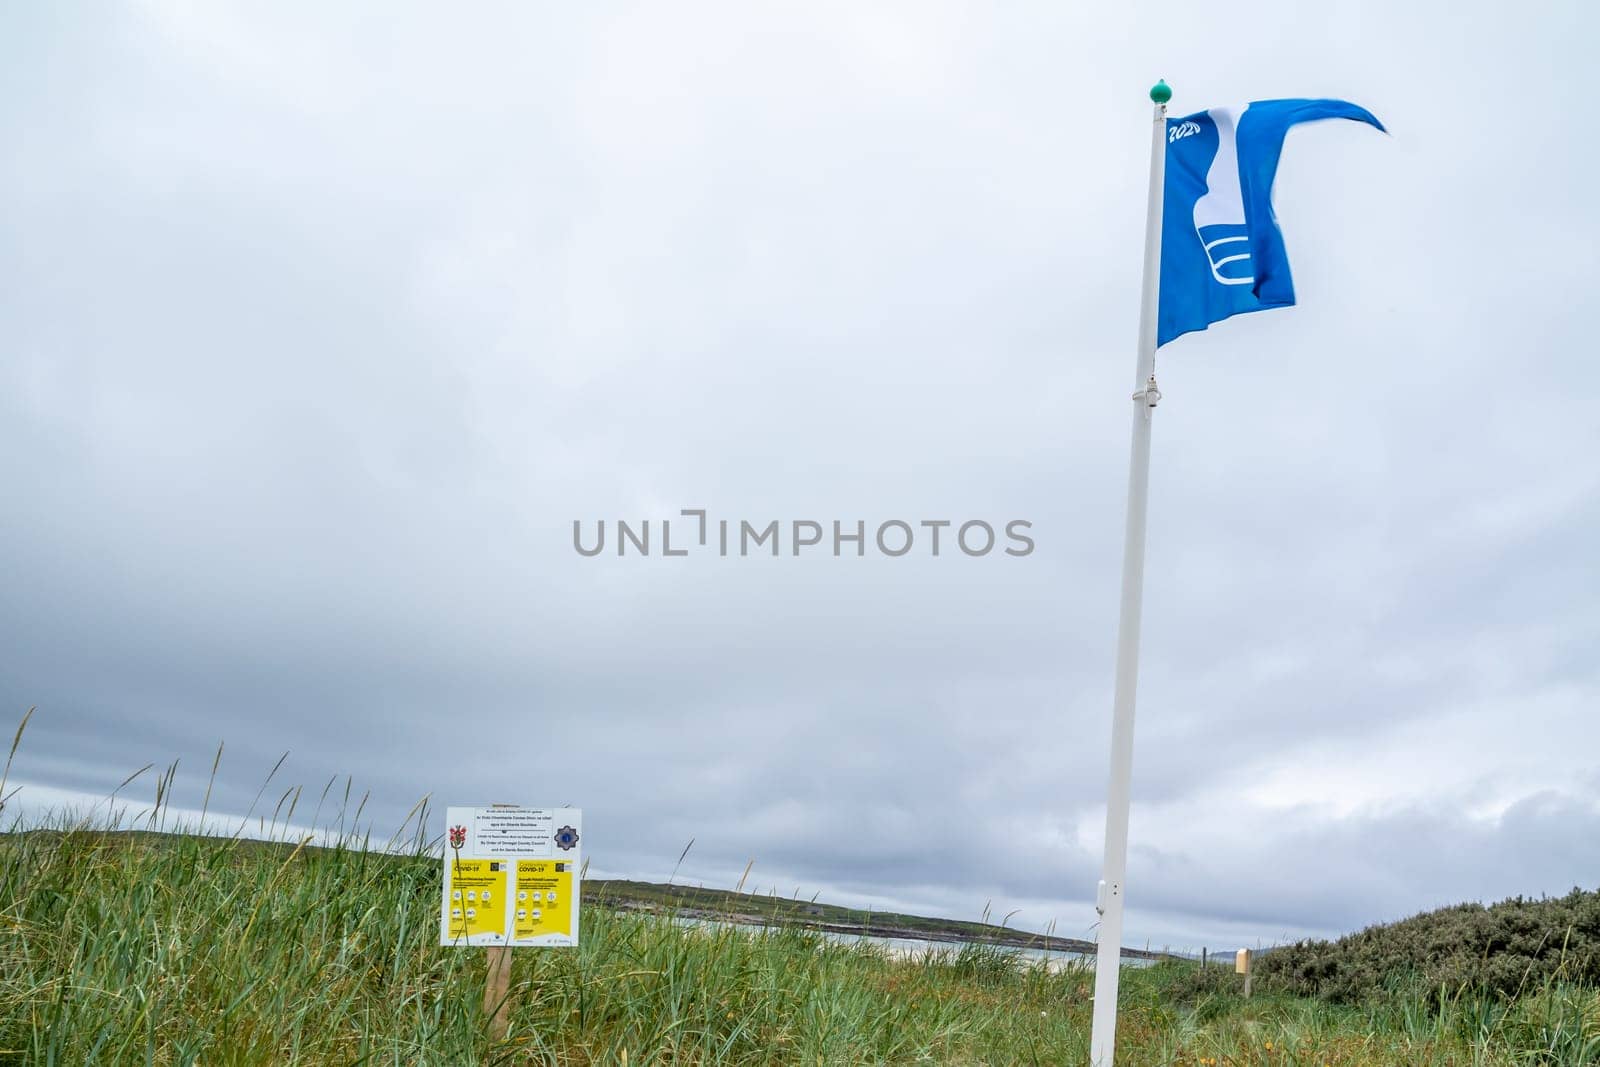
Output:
[
  {"xmin": 1236, "ymin": 948, "xmax": 1253, "ymax": 999},
  {"xmin": 483, "ymin": 943, "xmax": 514, "ymax": 1042}
]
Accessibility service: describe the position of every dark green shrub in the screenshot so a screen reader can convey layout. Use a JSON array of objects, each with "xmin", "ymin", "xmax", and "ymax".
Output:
[{"xmin": 1256, "ymin": 887, "xmax": 1600, "ymax": 1003}]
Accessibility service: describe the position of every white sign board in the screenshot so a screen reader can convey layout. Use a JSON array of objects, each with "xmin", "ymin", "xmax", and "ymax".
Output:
[{"xmin": 440, "ymin": 806, "xmax": 582, "ymax": 947}]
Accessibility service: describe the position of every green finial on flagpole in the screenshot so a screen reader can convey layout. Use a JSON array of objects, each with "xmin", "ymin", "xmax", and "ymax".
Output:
[{"xmin": 1150, "ymin": 79, "xmax": 1171, "ymax": 104}]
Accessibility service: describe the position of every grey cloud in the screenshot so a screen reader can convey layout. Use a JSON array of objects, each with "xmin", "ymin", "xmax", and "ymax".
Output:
[{"xmin": 1, "ymin": 2, "xmax": 1597, "ymax": 949}]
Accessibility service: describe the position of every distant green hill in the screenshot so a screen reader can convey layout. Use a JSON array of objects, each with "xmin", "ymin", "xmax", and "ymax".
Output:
[
  {"xmin": 1257, "ymin": 887, "xmax": 1600, "ymax": 1002},
  {"xmin": 586, "ymin": 878, "xmax": 1171, "ymax": 959}
]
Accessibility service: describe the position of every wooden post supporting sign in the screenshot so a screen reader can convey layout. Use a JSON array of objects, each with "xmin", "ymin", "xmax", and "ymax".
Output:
[{"xmin": 483, "ymin": 942, "xmax": 514, "ymax": 1042}]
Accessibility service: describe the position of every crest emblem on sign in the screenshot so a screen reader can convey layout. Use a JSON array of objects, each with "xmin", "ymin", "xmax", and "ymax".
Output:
[
  {"xmin": 448, "ymin": 825, "xmax": 467, "ymax": 849},
  {"xmin": 555, "ymin": 825, "xmax": 580, "ymax": 851}
]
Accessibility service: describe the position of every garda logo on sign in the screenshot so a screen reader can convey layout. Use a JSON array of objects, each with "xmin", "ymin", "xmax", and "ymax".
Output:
[{"xmin": 1168, "ymin": 120, "xmax": 1202, "ymax": 144}]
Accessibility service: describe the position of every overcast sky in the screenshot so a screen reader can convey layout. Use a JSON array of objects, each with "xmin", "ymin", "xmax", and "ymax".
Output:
[{"xmin": 3, "ymin": 2, "xmax": 1597, "ymax": 951}]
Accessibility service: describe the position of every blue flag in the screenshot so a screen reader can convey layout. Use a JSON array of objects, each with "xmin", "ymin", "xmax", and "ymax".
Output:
[{"xmin": 1158, "ymin": 99, "xmax": 1384, "ymax": 347}]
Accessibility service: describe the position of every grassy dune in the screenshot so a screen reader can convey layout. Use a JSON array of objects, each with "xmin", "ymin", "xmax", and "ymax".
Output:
[
  {"xmin": 1, "ymin": 822, "xmax": 1597, "ymax": 1065},
  {"xmin": 0, "ymin": 715, "xmax": 1593, "ymax": 1065}
]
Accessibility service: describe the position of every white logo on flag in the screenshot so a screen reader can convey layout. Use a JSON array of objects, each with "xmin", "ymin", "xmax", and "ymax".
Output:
[{"xmin": 1191, "ymin": 108, "xmax": 1254, "ymax": 286}]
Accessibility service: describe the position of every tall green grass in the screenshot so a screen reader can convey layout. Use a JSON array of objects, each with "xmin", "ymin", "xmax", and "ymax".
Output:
[
  {"xmin": 0, "ymin": 716, "xmax": 1595, "ymax": 1064},
  {"xmin": 5, "ymin": 820, "xmax": 1597, "ymax": 1064},
  {"xmin": 0, "ymin": 818, "xmax": 1096, "ymax": 1064}
]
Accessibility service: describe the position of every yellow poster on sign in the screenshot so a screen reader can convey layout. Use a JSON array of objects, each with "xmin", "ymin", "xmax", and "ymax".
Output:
[
  {"xmin": 513, "ymin": 859, "xmax": 575, "ymax": 940},
  {"xmin": 443, "ymin": 859, "xmax": 508, "ymax": 941}
]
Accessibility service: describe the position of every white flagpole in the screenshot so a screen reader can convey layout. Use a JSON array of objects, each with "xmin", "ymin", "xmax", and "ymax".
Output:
[{"xmin": 1088, "ymin": 79, "xmax": 1169, "ymax": 1067}]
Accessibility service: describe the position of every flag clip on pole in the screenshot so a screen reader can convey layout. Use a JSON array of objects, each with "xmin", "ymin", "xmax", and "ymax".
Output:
[{"xmin": 1088, "ymin": 79, "xmax": 1168, "ymax": 1067}]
